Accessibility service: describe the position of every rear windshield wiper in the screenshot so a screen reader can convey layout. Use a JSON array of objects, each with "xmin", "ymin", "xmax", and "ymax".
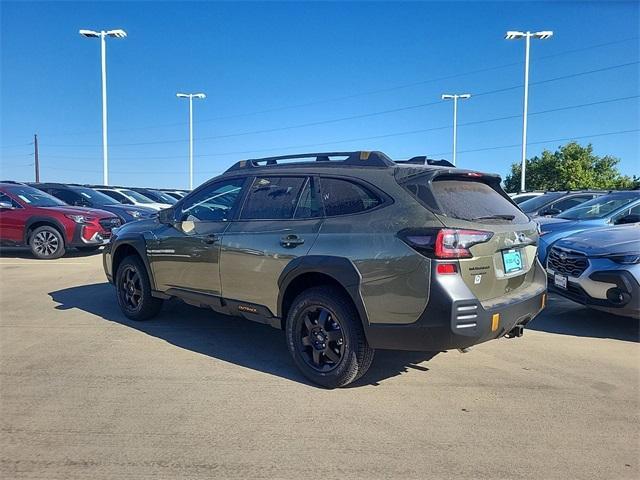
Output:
[{"xmin": 475, "ymin": 214, "xmax": 515, "ymax": 221}]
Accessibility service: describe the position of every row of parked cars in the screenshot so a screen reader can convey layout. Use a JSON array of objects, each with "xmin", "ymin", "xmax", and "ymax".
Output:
[
  {"xmin": 0, "ymin": 152, "xmax": 637, "ymax": 386},
  {"xmin": 0, "ymin": 181, "xmax": 189, "ymax": 259},
  {"xmin": 1, "ymin": 174, "xmax": 638, "ymax": 320},
  {"xmin": 510, "ymin": 189, "xmax": 639, "ymax": 318}
]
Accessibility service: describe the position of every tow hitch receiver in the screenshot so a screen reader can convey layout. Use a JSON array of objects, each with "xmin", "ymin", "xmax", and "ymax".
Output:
[{"xmin": 506, "ymin": 324, "xmax": 524, "ymax": 339}]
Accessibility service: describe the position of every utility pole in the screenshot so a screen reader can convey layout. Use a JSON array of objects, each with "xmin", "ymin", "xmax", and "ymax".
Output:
[{"xmin": 34, "ymin": 134, "xmax": 40, "ymax": 183}]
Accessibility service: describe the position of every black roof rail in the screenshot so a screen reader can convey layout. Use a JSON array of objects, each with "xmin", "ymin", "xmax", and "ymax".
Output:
[
  {"xmin": 225, "ymin": 151, "xmax": 394, "ymax": 172},
  {"xmin": 395, "ymin": 156, "xmax": 455, "ymax": 167},
  {"xmin": 1, "ymin": 180, "xmax": 26, "ymax": 185}
]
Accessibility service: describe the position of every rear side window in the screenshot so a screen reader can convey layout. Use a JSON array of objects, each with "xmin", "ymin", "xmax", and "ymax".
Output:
[
  {"xmin": 241, "ymin": 176, "xmax": 306, "ymax": 220},
  {"xmin": 405, "ymin": 178, "xmax": 529, "ymax": 223},
  {"xmin": 320, "ymin": 178, "xmax": 381, "ymax": 216}
]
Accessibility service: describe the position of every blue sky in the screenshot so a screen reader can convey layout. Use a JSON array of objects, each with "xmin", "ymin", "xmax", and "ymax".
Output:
[{"xmin": 1, "ymin": 1, "xmax": 638, "ymax": 189}]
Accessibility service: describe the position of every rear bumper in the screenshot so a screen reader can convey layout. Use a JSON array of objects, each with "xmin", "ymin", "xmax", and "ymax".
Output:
[{"xmin": 364, "ymin": 259, "xmax": 547, "ymax": 351}]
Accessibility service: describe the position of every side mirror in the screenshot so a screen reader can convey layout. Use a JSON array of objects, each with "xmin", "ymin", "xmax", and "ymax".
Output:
[
  {"xmin": 0, "ymin": 200, "xmax": 15, "ymax": 210},
  {"xmin": 158, "ymin": 207, "xmax": 176, "ymax": 225}
]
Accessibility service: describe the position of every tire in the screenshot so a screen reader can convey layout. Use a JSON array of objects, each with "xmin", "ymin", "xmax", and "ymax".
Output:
[
  {"xmin": 29, "ymin": 225, "xmax": 65, "ymax": 259},
  {"xmin": 115, "ymin": 255, "xmax": 163, "ymax": 321},
  {"xmin": 286, "ymin": 286, "xmax": 375, "ymax": 388},
  {"xmin": 77, "ymin": 246, "xmax": 100, "ymax": 252}
]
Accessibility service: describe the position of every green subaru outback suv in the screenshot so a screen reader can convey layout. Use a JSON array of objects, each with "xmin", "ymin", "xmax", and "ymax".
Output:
[{"xmin": 103, "ymin": 151, "xmax": 546, "ymax": 388}]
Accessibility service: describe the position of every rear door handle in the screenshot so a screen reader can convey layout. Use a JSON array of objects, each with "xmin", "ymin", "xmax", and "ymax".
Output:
[
  {"xmin": 280, "ymin": 234, "xmax": 305, "ymax": 248},
  {"xmin": 202, "ymin": 234, "xmax": 220, "ymax": 244}
]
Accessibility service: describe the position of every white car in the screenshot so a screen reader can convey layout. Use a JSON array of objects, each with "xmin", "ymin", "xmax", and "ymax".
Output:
[{"xmin": 96, "ymin": 187, "xmax": 171, "ymax": 211}]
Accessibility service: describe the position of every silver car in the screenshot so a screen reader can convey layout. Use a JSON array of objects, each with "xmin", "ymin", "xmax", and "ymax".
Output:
[{"xmin": 546, "ymin": 224, "xmax": 640, "ymax": 318}]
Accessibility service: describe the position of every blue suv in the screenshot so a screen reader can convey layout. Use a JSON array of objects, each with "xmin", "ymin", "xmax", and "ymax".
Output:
[{"xmin": 537, "ymin": 191, "xmax": 640, "ymax": 262}]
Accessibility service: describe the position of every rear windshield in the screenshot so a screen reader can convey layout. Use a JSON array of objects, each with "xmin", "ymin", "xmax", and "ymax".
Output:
[{"xmin": 403, "ymin": 178, "xmax": 529, "ymax": 223}]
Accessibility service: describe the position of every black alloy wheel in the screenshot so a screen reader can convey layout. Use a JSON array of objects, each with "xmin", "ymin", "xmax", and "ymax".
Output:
[
  {"xmin": 298, "ymin": 306, "xmax": 345, "ymax": 372},
  {"xmin": 115, "ymin": 255, "xmax": 163, "ymax": 321}
]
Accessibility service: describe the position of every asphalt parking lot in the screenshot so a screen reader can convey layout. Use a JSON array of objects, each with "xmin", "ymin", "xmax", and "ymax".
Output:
[{"xmin": 0, "ymin": 249, "xmax": 638, "ymax": 480}]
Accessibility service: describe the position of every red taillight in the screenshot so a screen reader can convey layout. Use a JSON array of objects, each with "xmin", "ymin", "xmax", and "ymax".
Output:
[
  {"xmin": 436, "ymin": 263, "xmax": 458, "ymax": 275},
  {"xmin": 399, "ymin": 228, "xmax": 493, "ymax": 259},
  {"xmin": 434, "ymin": 229, "xmax": 493, "ymax": 259}
]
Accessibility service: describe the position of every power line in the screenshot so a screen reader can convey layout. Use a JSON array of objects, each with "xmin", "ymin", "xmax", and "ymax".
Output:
[
  {"xmin": 43, "ymin": 60, "xmax": 638, "ymax": 148},
  {"xmin": 39, "ymin": 92, "xmax": 639, "ymax": 157},
  {"xmin": 35, "ymin": 36, "xmax": 640, "ymax": 138},
  {"xmin": 431, "ymin": 129, "xmax": 640, "ymax": 156},
  {"xmin": 30, "ymin": 128, "xmax": 640, "ymax": 175}
]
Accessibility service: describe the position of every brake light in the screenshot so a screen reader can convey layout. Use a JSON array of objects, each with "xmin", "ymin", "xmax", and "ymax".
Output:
[
  {"xmin": 435, "ymin": 229, "xmax": 493, "ymax": 259},
  {"xmin": 399, "ymin": 228, "xmax": 493, "ymax": 259}
]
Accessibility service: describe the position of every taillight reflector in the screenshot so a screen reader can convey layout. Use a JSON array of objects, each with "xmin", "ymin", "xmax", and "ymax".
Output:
[{"xmin": 436, "ymin": 263, "xmax": 458, "ymax": 275}]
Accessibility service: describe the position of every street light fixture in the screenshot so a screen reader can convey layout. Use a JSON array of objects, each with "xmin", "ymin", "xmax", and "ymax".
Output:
[
  {"xmin": 505, "ymin": 30, "xmax": 554, "ymax": 192},
  {"xmin": 441, "ymin": 93, "xmax": 471, "ymax": 166},
  {"xmin": 176, "ymin": 92, "xmax": 206, "ymax": 190},
  {"xmin": 79, "ymin": 28, "xmax": 127, "ymax": 185}
]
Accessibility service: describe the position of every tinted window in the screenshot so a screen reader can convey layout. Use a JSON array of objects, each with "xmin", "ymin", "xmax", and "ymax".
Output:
[
  {"xmin": 551, "ymin": 195, "xmax": 593, "ymax": 213},
  {"xmin": 519, "ymin": 192, "xmax": 564, "ymax": 213},
  {"xmin": 50, "ymin": 188, "xmax": 82, "ymax": 205},
  {"xmin": 320, "ymin": 178, "xmax": 381, "ymax": 216},
  {"xmin": 241, "ymin": 177, "xmax": 306, "ymax": 220},
  {"xmin": 408, "ymin": 179, "xmax": 529, "ymax": 223},
  {"xmin": 294, "ymin": 178, "xmax": 323, "ymax": 219},
  {"xmin": 179, "ymin": 178, "xmax": 245, "ymax": 222}
]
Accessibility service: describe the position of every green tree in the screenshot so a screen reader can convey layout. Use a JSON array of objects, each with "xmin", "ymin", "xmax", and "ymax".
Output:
[{"xmin": 503, "ymin": 142, "xmax": 638, "ymax": 192}]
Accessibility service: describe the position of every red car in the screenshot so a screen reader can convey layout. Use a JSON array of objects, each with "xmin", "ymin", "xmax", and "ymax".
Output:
[{"xmin": 0, "ymin": 182, "xmax": 121, "ymax": 259}]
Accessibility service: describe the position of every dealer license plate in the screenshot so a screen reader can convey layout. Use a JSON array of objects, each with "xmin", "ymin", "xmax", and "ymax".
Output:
[{"xmin": 502, "ymin": 249, "xmax": 523, "ymax": 274}]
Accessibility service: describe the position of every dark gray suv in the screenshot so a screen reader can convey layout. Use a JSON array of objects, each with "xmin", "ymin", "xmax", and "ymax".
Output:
[{"xmin": 103, "ymin": 151, "xmax": 547, "ymax": 387}]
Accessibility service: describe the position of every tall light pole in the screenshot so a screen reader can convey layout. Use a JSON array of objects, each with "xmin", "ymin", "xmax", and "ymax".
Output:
[
  {"xmin": 79, "ymin": 28, "xmax": 127, "ymax": 185},
  {"xmin": 505, "ymin": 30, "xmax": 553, "ymax": 192},
  {"xmin": 441, "ymin": 93, "xmax": 471, "ymax": 166},
  {"xmin": 176, "ymin": 92, "xmax": 206, "ymax": 190}
]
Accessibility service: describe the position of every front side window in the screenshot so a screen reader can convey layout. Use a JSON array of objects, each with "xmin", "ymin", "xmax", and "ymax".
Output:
[
  {"xmin": 320, "ymin": 178, "xmax": 381, "ymax": 216},
  {"xmin": 179, "ymin": 178, "xmax": 245, "ymax": 222},
  {"xmin": 0, "ymin": 192, "xmax": 20, "ymax": 208},
  {"xmin": 241, "ymin": 176, "xmax": 307, "ymax": 220}
]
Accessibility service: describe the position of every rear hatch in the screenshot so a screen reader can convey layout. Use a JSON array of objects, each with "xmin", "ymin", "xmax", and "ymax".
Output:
[{"xmin": 397, "ymin": 168, "xmax": 538, "ymax": 302}]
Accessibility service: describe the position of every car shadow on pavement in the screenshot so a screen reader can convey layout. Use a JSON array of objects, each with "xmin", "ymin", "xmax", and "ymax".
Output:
[
  {"xmin": 527, "ymin": 294, "xmax": 639, "ymax": 343},
  {"xmin": 48, "ymin": 283, "xmax": 439, "ymax": 388},
  {"xmin": 0, "ymin": 247, "xmax": 102, "ymax": 259}
]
